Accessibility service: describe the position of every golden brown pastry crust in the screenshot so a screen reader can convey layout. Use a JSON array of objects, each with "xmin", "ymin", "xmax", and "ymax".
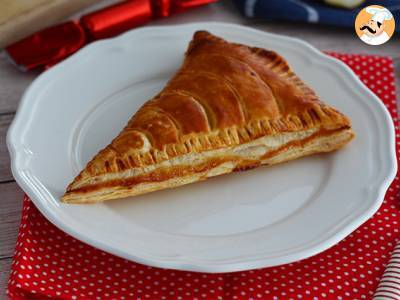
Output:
[{"xmin": 62, "ymin": 31, "xmax": 354, "ymax": 203}]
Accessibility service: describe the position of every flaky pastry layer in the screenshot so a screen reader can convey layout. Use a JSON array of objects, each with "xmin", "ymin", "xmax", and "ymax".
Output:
[{"xmin": 62, "ymin": 127, "xmax": 353, "ymax": 203}]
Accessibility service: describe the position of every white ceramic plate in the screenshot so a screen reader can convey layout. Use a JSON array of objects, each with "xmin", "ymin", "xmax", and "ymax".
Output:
[{"xmin": 7, "ymin": 23, "xmax": 397, "ymax": 273}]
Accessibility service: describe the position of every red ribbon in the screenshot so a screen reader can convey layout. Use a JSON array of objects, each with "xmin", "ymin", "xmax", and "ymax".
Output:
[
  {"xmin": 81, "ymin": 0, "xmax": 152, "ymax": 41},
  {"xmin": 6, "ymin": 0, "xmax": 217, "ymax": 71}
]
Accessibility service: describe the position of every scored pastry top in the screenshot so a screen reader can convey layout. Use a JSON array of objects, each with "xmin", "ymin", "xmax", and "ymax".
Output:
[{"xmin": 68, "ymin": 31, "xmax": 351, "ymax": 188}]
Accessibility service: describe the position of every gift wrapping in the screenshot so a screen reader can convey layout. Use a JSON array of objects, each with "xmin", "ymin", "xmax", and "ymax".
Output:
[{"xmin": 5, "ymin": 0, "xmax": 218, "ymax": 71}]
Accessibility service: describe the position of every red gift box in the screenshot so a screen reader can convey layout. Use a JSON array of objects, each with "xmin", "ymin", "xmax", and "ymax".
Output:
[
  {"xmin": 5, "ymin": 0, "xmax": 218, "ymax": 71},
  {"xmin": 7, "ymin": 53, "xmax": 399, "ymax": 299}
]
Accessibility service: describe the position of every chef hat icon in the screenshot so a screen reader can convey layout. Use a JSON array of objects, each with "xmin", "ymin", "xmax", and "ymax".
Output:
[{"xmin": 365, "ymin": 6, "xmax": 393, "ymax": 24}]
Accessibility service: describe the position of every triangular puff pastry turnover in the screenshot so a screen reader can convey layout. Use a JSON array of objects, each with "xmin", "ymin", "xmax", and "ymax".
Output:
[{"xmin": 62, "ymin": 31, "xmax": 354, "ymax": 203}]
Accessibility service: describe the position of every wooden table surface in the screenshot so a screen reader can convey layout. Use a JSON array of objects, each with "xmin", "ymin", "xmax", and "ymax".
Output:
[{"xmin": 0, "ymin": 0, "xmax": 399, "ymax": 296}]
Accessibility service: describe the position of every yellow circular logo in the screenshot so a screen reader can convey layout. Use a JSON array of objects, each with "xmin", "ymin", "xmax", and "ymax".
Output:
[{"xmin": 355, "ymin": 5, "xmax": 395, "ymax": 45}]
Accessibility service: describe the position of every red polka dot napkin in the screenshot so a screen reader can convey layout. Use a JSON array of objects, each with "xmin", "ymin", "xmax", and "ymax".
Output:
[{"xmin": 7, "ymin": 53, "xmax": 399, "ymax": 300}]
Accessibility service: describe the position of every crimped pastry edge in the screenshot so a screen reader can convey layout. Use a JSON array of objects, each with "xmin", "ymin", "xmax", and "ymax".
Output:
[
  {"xmin": 67, "ymin": 106, "xmax": 349, "ymax": 191},
  {"xmin": 62, "ymin": 127, "xmax": 354, "ymax": 203}
]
